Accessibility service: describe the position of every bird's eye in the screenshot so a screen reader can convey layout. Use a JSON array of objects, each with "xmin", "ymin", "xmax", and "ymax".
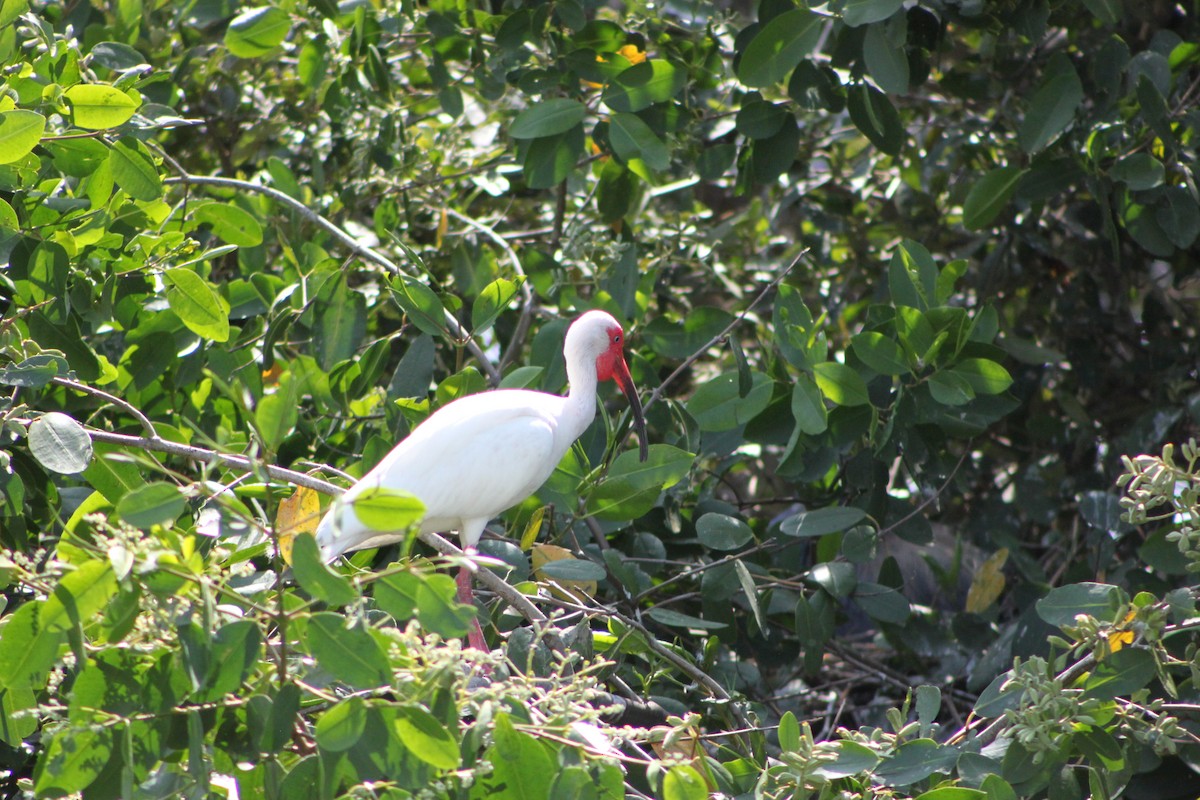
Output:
[{"xmin": 613, "ymin": 334, "xmax": 621, "ymax": 344}]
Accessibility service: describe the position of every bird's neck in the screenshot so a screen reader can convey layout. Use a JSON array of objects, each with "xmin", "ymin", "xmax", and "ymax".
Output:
[{"xmin": 561, "ymin": 359, "xmax": 600, "ymax": 441}]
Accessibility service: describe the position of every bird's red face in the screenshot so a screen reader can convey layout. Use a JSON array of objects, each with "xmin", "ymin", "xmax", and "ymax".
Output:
[{"xmin": 596, "ymin": 324, "xmax": 649, "ymax": 461}]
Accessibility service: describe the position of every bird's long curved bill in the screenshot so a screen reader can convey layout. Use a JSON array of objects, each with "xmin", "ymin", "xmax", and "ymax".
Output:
[{"xmin": 614, "ymin": 358, "xmax": 649, "ymax": 461}]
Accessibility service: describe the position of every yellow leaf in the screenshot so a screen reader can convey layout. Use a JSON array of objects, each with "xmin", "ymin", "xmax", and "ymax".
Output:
[
  {"xmin": 531, "ymin": 544, "xmax": 596, "ymax": 600},
  {"xmin": 261, "ymin": 362, "xmax": 284, "ymax": 386},
  {"xmin": 520, "ymin": 506, "xmax": 546, "ymax": 550},
  {"xmin": 1108, "ymin": 609, "xmax": 1137, "ymax": 652},
  {"xmin": 276, "ymin": 486, "xmax": 322, "ymax": 565},
  {"xmin": 616, "ymin": 44, "xmax": 647, "ymax": 65},
  {"xmin": 436, "ymin": 208, "xmax": 448, "ymax": 250},
  {"xmin": 965, "ymin": 547, "xmax": 1008, "ymax": 614}
]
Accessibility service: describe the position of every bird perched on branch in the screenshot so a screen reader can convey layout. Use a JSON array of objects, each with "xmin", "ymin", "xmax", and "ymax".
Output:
[{"xmin": 316, "ymin": 309, "xmax": 649, "ymax": 650}]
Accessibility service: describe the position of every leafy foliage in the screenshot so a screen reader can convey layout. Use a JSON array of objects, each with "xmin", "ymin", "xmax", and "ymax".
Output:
[{"xmin": 2, "ymin": 0, "xmax": 1200, "ymax": 798}]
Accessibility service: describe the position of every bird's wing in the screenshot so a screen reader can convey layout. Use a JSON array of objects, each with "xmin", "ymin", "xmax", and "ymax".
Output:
[
  {"xmin": 319, "ymin": 391, "xmax": 566, "ymax": 556},
  {"xmin": 369, "ymin": 392, "xmax": 564, "ymax": 526}
]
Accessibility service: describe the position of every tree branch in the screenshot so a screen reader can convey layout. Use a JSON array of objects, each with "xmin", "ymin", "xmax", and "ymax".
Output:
[{"xmin": 162, "ymin": 173, "xmax": 500, "ymax": 383}]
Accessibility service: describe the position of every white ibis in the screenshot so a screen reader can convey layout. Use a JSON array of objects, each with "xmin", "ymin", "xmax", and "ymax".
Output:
[{"xmin": 315, "ymin": 310, "xmax": 648, "ymax": 650}]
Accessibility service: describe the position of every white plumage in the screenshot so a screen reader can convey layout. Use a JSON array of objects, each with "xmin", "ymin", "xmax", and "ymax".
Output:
[{"xmin": 315, "ymin": 310, "xmax": 647, "ymax": 649}]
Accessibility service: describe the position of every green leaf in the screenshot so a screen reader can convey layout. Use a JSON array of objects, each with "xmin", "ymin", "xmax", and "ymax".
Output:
[
  {"xmin": 854, "ymin": 582, "xmax": 910, "ymax": 624},
  {"xmin": 225, "ymin": 6, "xmax": 291, "ymax": 58},
  {"xmin": 389, "ymin": 275, "xmax": 448, "ymax": 338},
  {"xmin": 928, "ymin": 370, "xmax": 974, "ymax": 405},
  {"xmin": 1157, "ymin": 186, "xmax": 1200, "ymax": 249},
  {"xmin": 0, "ymin": 681, "xmax": 37, "ymax": 747},
  {"xmin": 536, "ymin": 558, "xmax": 607, "ymax": 581},
  {"xmin": 201, "ymin": 620, "xmax": 263, "ymax": 700},
  {"xmin": 736, "ymin": 9, "xmax": 822, "ymax": 88},
  {"xmin": 0, "ymin": 601, "xmax": 62, "ymax": 690},
  {"xmin": 812, "ymin": 740, "xmax": 880, "ymax": 778},
  {"xmin": 314, "ymin": 274, "xmax": 366, "ymax": 369},
  {"xmin": 488, "ymin": 713, "xmax": 555, "ymax": 797},
  {"xmin": 1110, "ymin": 153, "xmax": 1164, "ymax": 190},
  {"xmin": 0, "ymin": 0, "xmax": 30, "ymax": 27},
  {"xmin": 696, "ymin": 513, "xmax": 753, "ymax": 550},
  {"xmin": 873, "ymin": 738, "xmax": 958, "ymax": 787},
  {"xmin": 963, "ymin": 166, "xmax": 1028, "ymax": 230},
  {"xmin": 90, "ymin": 41, "xmax": 148, "ymax": 70},
  {"xmin": 847, "ymin": 82, "xmax": 904, "ymax": 155},
  {"xmin": 0, "ymin": 354, "xmax": 66, "ymax": 388},
  {"xmin": 608, "ymin": 112, "xmax": 669, "ymax": 171},
  {"xmin": 1083, "ymin": 648, "xmax": 1156, "ymax": 700},
  {"xmin": 782, "ymin": 506, "xmax": 868, "ymax": 538},
  {"xmin": 521, "ymin": 128, "xmax": 582, "ymax": 189},
  {"xmin": 63, "ymin": 84, "xmax": 139, "ymax": 130},
  {"xmin": 734, "ymin": 559, "xmax": 767, "ymax": 634},
  {"xmin": 851, "ymin": 332, "xmax": 909, "ymax": 375},
  {"xmin": 646, "ymin": 607, "xmax": 727, "ymax": 629},
  {"xmin": 374, "ymin": 571, "xmax": 422, "ymax": 622},
  {"xmin": 950, "ymin": 358, "xmax": 1013, "ymax": 394},
  {"xmin": 685, "ymin": 371, "xmax": 773, "ymax": 431},
  {"xmin": 415, "ymin": 573, "xmax": 474, "ymax": 639},
  {"xmin": 33, "ymin": 726, "xmax": 112, "ymax": 796},
  {"xmin": 305, "ymin": 612, "xmax": 390, "ymax": 689},
  {"xmin": 471, "ymin": 277, "xmax": 522, "ymax": 334},
  {"xmin": 863, "ymin": 22, "xmax": 909, "ymax": 94},
  {"xmin": 394, "ymin": 705, "xmax": 460, "ymax": 770},
  {"xmin": 777, "ymin": 710, "xmax": 801, "ymax": 751},
  {"xmin": 662, "ymin": 765, "xmax": 708, "ymax": 800},
  {"xmin": 807, "ymin": 562, "xmax": 857, "ymax": 598},
  {"xmin": 108, "ymin": 135, "xmax": 162, "ymax": 200},
  {"xmin": 510, "ymin": 98, "xmax": 586, "ymax": 139},
  {"xmin": 812, "ymin": 362, "xmax": 870, "ymax": 406},
  {"xmin": 163, "ymin": 267, "xmax": 231, "ymax": 342},
  {"xmin": 256, "ymin": 390, "xmax": 298, "ymax": 452},
  {"xmin": 349, "ymin": 487, "xmax": 425, "ymax": 534},
  {"xmin": 1036, "ymin": 582, "xmax": 1125, "ymax": 627},
  {"xmin": 316, "ymin": 697, "xmax": 366, "ymax": 752},
  {"xmin": 795, "ymin": 590, "xmax": 835, "ymax": 646},
  {"xmin": 913, "ymin": 789, "xmax": 988, "ymax": 800},
  {"xmin": 292, "ymin": 531, "xmax": 359, "ymax": 606},
  {"xmin": 28, "ymin": 412, "xmax": 93, "ymax": 474},
  {"xmin": 587, "ymin": 445, "xmax": 694, "ymax": 520},
  {"xmin": 193, "ymin": 202, "xmax": 264, "ymax": 246},
  {"xmin": 602, "ymin": 59, "xmax": 686, "ymax": 112},
  {"xmin": 116, "ymin": 481, "xmax": 185, "ymax": 529},
  {"xmin": 0, "ymin": 110, "xmax": 46, "ymax": 164},
  {"xmin": 735, "ymin": 98, "xmax": 789, "ymax": 139},
  {"xmin": 790, "ymin": 373, "xmax": 828, "ymax": 435},
  {"xmin": 1018, "ymin": 58, "xmax": 1083, "ymax": 153},
  {"xmin": 915, "ymin": 685, "xmax": 941, "ymax": 732},
  {"xmin": 41, "ymin": 560, "xmax": 118, "ymax": 633},
  {"xmin": 842, "ymin": 0, "xmax": 903, "ymax": 26}
]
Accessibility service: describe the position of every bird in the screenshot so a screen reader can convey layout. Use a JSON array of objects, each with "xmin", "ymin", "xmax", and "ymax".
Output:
[{"xmin": 315, "ymin": 309, "xmax": 648, "ymax": 650}]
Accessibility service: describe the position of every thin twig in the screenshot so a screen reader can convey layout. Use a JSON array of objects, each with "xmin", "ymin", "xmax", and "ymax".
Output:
[
  {"xmin": 162, "ymin": 172, "xmax": 499, "ymax": 382},
  {"xmin": 51, "ymin": 376, "xmax": 157, "ymax": 438},
  {"xmin": 442, "ymin": 207, "xmax": 539, "ymax": 380},
  {"xmin": 643, "ymin": 250, "xmax": 806, "ymax": 413}
]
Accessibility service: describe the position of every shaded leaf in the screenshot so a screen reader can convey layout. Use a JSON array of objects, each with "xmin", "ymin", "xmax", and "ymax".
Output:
[
  {"xmin": 963, "ymin": 167, "xmax": 1027, "ymax": 230},
  {"xmin": 510, "ymin": 98, "xmax": 586, "ymax": 139},
  {"xmin": 225, "ymin": 6, "xmax": 291, "ymax": 58},
  {"xmin": 115, "ymin": 481, "xmax": 185, "ymax": 529},
  {"xmin": 736, "ymin": 9, "xmax": 822, "ymax": 88},
  {"xmin": 28, "ymin": 412, "xmax": 92, "ymax": 474},
  {"xmin": 163, "ymin": 268, "xmax": 231, "ymax": 342}
]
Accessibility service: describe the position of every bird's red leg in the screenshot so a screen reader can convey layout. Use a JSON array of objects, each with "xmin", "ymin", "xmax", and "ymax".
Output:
[{"xmin": 456, "ymin": 562, "xmax": 488, "ymax": 651}]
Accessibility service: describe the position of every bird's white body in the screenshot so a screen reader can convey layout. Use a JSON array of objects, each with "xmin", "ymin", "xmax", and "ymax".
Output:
[
  {"xmin": 315, "ymin": 310, "xmax": 644, "ymax": 566},
  {"xmin": 316, "ymin": 387, "xmax": 595, "ymax": 560}
]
